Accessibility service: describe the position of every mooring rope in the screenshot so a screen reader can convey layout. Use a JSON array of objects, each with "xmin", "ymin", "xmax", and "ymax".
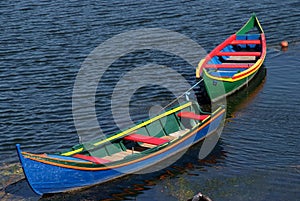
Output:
[{"xmin": 158, "ymin": 78, "xmax": 203, "ymax": 113}]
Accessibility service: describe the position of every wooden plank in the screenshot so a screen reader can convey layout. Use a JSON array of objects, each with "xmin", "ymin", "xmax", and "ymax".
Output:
[
  {"xmin": 102, "ymin": 151, "xmax": 133, "ymax": 161},
  {"xmin": 139, "ymin": 143, "xmax": 156, "ymax": 148},
  {"xmin": 231, "ymin": 40, "xmax": 261, "ymax": 45},
  {"xmin": 205, "ymin": 64, "xmax": 250, "ymax": 68},
  {"xmin": 169, "ymin": 129, "xmax": 189, "ymax": 138},
  {"xmin": 73, "ymin": 154, "xmax": 111, "ymax": 164},
  {"xmin": 177, "ymin": 111, "xmax": 209, "ymax": 121},
  {"xmin": 226, "ymin": 56, "xmax": 256, "ymax": 61},
  {"xmin": 161, "ymin": 135, "xmax": 176, "ymax": 141},
  {"xmin": 217, "ymin": 51, "xmax": 261, "ymax": 56},
  {"xmin": 124, "ymin": 134, "xmax": 169, "ymax": 145}
]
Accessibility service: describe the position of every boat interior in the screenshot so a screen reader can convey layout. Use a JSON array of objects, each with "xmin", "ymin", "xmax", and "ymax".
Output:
[
  {"xmin": 205, "ymin": 33, "xmax": 263, "ymax": 78},
  {"xmin": 55, "ymin": 102, "xmax": 211, "ymax": 165}
]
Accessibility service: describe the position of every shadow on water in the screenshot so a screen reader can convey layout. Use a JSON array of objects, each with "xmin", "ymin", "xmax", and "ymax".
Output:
[
  {"xmin": 195, "ymin": 65, "xmax": 267, "ymax": 109},
  {"xmin": 225, "ymin": 66, "xmax": 267, "ymax": 118},
  {"xmin": 3, "ymin": 179, "xmax": 39, "ymax": 199},
  {"xmin": 0, "ymin": 163, "xmax": 39, "ymax": 201}
]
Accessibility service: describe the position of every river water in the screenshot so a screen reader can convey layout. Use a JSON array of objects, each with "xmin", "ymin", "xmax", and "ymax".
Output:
[{"xmin": 0, "ymin": 0, "xmax": 299, "ymax": 200}]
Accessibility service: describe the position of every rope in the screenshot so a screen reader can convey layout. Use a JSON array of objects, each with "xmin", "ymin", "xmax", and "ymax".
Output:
[{"xmin": 158, "ymin": 78, "xmax": 203, "ymax": 113}]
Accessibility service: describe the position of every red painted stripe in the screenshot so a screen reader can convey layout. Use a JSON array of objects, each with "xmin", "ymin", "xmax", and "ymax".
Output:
[
  {"xmin": 232, "ymin": 61, "xmax": 261, "ymax": 80},
  {"xmin": 177, "ymin": 111, "xmax": 209, "ymax": 121},
  {"xmin": 73, "ymin": 154, "xmax": 111, "ymax": 164},
  {"xmin": 205, "ymin": 64, "xmax": 251, "ymax": 68},
  {"xmin": 216, "ymin": 52, "xmax": 261, "ymax": 56},
  {"xmin": 208, "ymin": 34, "xmax": 236, "ymax": 57},
  {"xmin": 232, "ymin": 34, "xmax": 266, "ymax": 80},
  {"xmin": 124, "ymin": 134, "xmax": 169, "ymax": 145},
  {"xmin": 231, "ymin": 40, "xmax": 261, "ymax": 45},
  {"xmin": 197, "ymin": 34, "xmax": 237, "ymax": 76}
]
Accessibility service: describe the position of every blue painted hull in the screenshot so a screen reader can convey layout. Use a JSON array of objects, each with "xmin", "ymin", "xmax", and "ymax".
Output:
[{"xmin": 17, "ymin": 107, "xmax": 225, "ymax": 195}]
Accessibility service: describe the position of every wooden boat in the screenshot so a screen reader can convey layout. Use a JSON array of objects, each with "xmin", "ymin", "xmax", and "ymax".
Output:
[
  {"xmin": 196, "ymin": 14, "xmax": 266, "ymax": 102},
  {"xmin": 16, "ymin": 101, "xmax": 225, "ymax": 195}
]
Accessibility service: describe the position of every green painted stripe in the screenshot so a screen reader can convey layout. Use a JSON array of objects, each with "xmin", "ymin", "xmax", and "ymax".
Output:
[{"xmin": 236, "ymin": 14, "xmax": 264, "ymax": 35}]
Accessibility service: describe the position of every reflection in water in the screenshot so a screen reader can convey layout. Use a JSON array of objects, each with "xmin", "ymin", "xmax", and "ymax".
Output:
[{"xmin": 226, "ymin": 66, "xmax": 267, "ymax": 118}]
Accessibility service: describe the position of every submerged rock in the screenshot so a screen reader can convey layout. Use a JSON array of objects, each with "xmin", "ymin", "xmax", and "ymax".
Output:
[{"xmin": 188, "ymin": 192, "xmax": 213, "ymax": 201}]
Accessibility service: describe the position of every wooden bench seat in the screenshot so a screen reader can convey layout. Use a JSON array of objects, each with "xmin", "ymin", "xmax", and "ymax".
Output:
[
  {"xmin": 73, "ymin": 154, "xmax": 111, "ymax": 164},
  {"xmin": 225, "ymin": 55, "xmax": 256, "ymax": 61},
  {"xmin": 205, "ymin": 64, "xmax": 251, "ymax": 69},
  {"xmin": 177, "ymin": 111, "xmax": 209, "ymax": 121},
  {"xmin": 231, "ymin": 40, "xmax": 261, "ymax": 45},
  {"xmin": 124, "ymin": 133, "xmax": 170, "ymax": 145},
  {"xmin": 216, "ymin": 51, "xmax": 261, "ymax": 57}
]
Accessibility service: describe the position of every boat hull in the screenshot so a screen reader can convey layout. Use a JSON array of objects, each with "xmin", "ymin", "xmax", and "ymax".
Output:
[
  {"xmin": 203, "ymin": 68, "xmax": 257, "ymax": 102},
  {"xmin": 17, "ymin": 108, "xmax": 225, "ymax": 195}
]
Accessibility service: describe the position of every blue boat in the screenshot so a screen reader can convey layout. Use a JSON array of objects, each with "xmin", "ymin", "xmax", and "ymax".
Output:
[{"xmin": 16, "ymin": 101, "xmax": 225, "ymax": 195}]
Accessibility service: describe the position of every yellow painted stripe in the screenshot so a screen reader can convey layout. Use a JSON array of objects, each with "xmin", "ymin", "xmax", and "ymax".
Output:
[
  {"xmin": 203, "ymin": 57, "xmax": 264, "ymax": 82},
  {"xmin": 204, "ymin": 68, "xmax": 233, "ymax": 82},
  {"xmin": 196, "ymin": 59, "xmax": 205, "ymax": 78},
  {"xmin": 61, "ymin": 148, "xmax": 84, "ymax": 156},
  {"xmin": 62, "ymin": 102, "xmax": 192, "ymax": 156},
  {"xmin": 255, "ymin": 16, "xmax": 264, "ymax": 33},
  {"xmin": 231, "ymin": 59, "xmax": 262, "ymax": 80},
  {"xmin": 93, "ymin": 102, "xmax": 192, "ymax": 146}
]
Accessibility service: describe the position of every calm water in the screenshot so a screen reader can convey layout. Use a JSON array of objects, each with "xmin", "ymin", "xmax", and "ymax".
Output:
[{"xmin": 1, "ymin": 0, "xmax": 300, "ymax": 200}]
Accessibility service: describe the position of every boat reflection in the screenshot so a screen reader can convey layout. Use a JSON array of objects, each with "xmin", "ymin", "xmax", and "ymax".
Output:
[{"xmin": 226, "ymin": 66, "xmax": 267, "ymax": 118}]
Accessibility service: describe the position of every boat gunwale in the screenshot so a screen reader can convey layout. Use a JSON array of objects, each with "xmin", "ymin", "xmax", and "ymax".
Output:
[
  {"xmin": 202, "ymin": 32, "xmax": 266, "ymax": 82},
  {"xmin": 19, "ymin": 106, "xmax": 226, "ymax": 171}
]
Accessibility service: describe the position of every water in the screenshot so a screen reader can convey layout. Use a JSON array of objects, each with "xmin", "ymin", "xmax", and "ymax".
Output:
[{"xmin": 1, "ymin": 0, "xmax": 300, "ymax": 200}]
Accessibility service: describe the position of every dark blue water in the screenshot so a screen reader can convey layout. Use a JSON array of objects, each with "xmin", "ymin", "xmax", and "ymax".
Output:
[{"xmin": 1, "ymin": 0, "xmax": 300, "ymax": 200}]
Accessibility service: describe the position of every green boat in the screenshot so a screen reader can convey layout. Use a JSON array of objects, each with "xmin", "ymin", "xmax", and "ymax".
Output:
[{"xmin": 196, "ymin": 14, "xmax": 266, "ymax": 102}]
